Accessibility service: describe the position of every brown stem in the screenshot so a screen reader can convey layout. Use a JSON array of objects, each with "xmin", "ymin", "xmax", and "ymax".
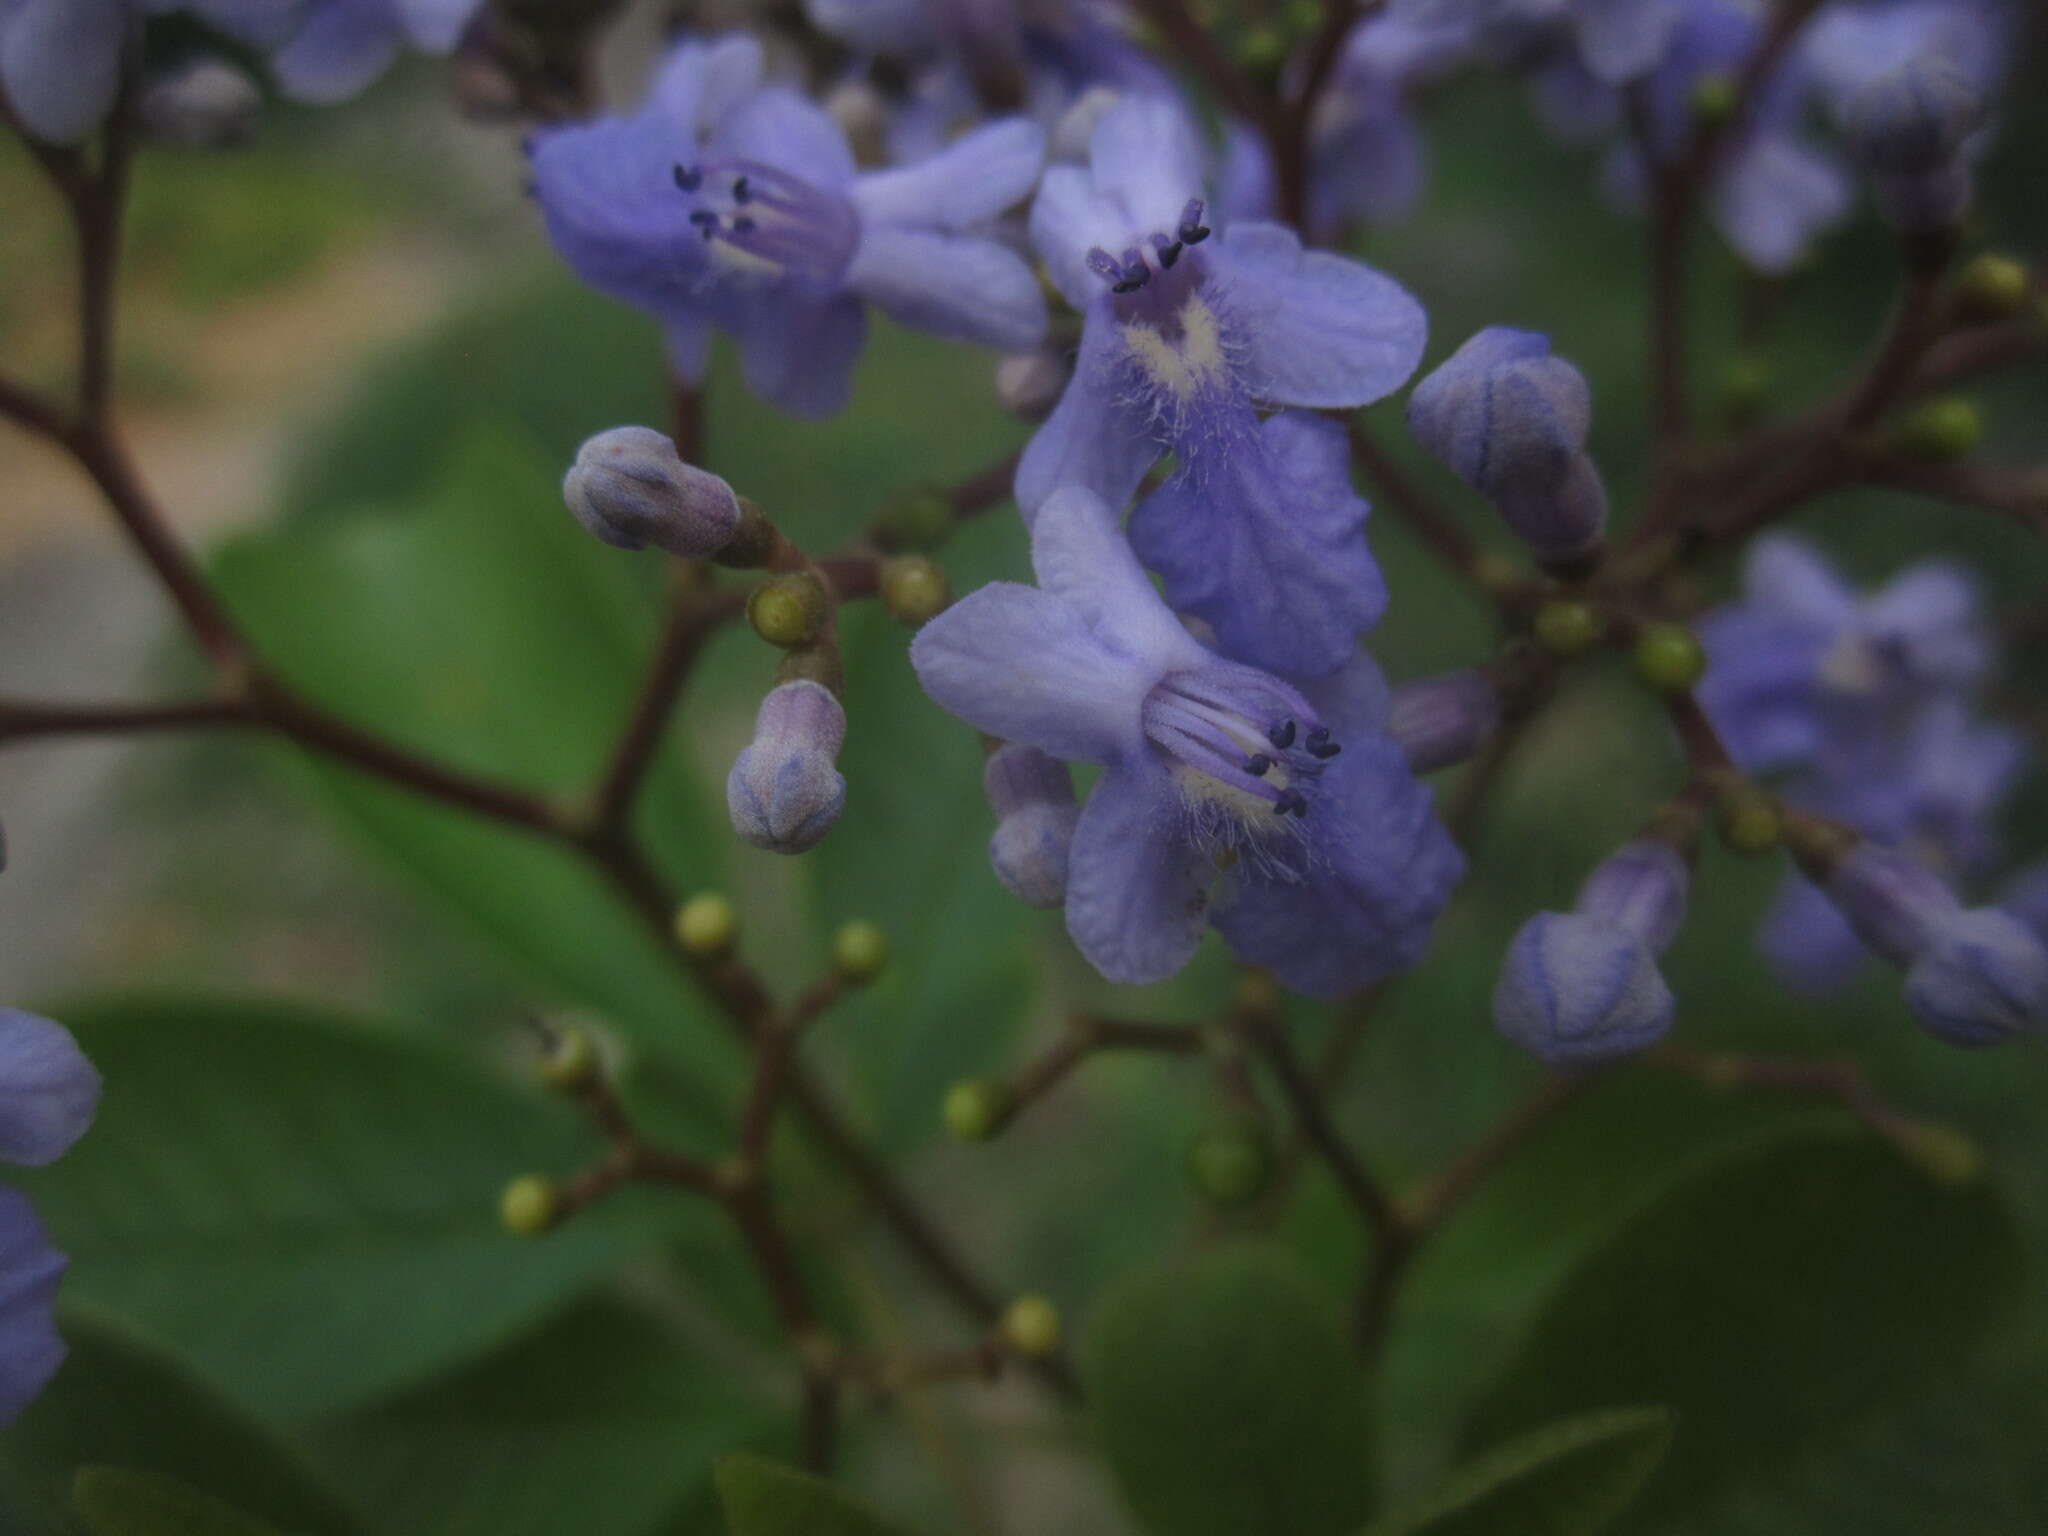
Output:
[
  {"xmin": 1125, "ymin": 0, "xmax": 1274, "ymax": 132},
  {"xmin": 1000, "ymin": 1014, "xmax": 1205, "ymax": 1129},
  {"xmin": 1273, "ymin": 0, "xmax": 1367, "ymax": 228},
  {"xmin": 1664, "ymin": 690, "xmax": 1736, "ymax": 777},
  {"xmin": 949, "ymin": 448, "xmax": 1023, "ymax": 519},
  {"xmin": 1345, "ymin": 417, "xmax": 1506, "ymax": 602},
  {"xmin": 1240, "ymin": 1007, "xmax": 1401, "ymax": 1242},
  {"xmin": 1645, "ymin": 1044, "xmax": 1923, "ymax": 1145},
  {"xmin": 0, "ymin": 695, "xmax": 258, "ymax": 740}
]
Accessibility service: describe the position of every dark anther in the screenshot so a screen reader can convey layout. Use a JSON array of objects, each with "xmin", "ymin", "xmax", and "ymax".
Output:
[
  {"xmin": 1267, "ymin": 719, "xmax": 1296, "ymax": 750},
  {"xmin": 1273, "ymin": 788, "xmax": 1308, "ymax": 816},
  {"xmin": 1087, "ymin": 247, "xmax": 1123, "ymax": 284},
  {"xmin": 1177, "ymin": 198, "xmax": 1211, "ymax": 245},
  {"xmin": 731, "ymin": 215, "xmax": 757, "ymax": 234},
  {"xmin": 732, "ymin": 174, "xmax": 751, "ymax": 204},
  {"xmin": 1113, "ymin": 249, "xmax": 1150, "ymax": 293},
  {"xmin": 689, "ymin": 208, "xmax": 719, "ymax": 239},
  {"xmin": 1306, "ymin": 726, "xmax": 1340, "ymax": 759},
  {"xmin": 673, "ymin": 164, "xmax": 703, "ymax": 192},
  {"xmin": 1243, "ymin": 752, "xmax": 1272, "ymax": 777},
  {"xmin": 1151, "ymin": 234, "xmax": 1183, "ymax": 268}
]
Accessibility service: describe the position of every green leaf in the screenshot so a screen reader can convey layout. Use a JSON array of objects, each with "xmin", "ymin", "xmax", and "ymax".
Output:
[
  {"xmin": 713, "ymin": 1454, "xmax": 912, "ymax": 1536},
  {"xmin": 11, "ymin": 993, "xmax": 709, "ymax": 1418},
  {"xmin": 310, "ymin": 1292, "xmax": 777, "ymax": 1536},
  {"xmin": 0, "ymin": 1309, "xmax": 353, "ymax": 1535},
  {"xmin": 1463, "ymin": 1126, "xmax": 2024, "ymax": 1525},
  {"xmin": 1082, "ymin": 1241, "xmax": 1375, "ymax": 1536},
  {"xmin": 73, "ymin": 1467, "xmax": 289, "ymax": 1536},
  {"xmin": 213, "ymin": 424, "xmax": 731, "ymax": 1095},
  {"xmin": 1361, "ymin": 1406, "xmax": 1673, "ymax": 1536}
]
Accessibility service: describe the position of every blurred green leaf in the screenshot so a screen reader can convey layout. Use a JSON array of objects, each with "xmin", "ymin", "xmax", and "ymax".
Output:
[
  {"xmin": 713, "ymin": 1454, "xmax": 912, "ymax": 1536},
  {"xmin": 73, "ymin": 1466, "xmax": 290, "ymax": 1536},
  {"xmin": 1463, "ymin": 1126, "xmax": 2025, "ymax": 1525},
  {"xmin": 310, "ymin": 1292, "xmax": 777, "ymax": 1536},
  {"xmin": 1361, "ymin": 1406, "xmax": 1672, "ymax": 1536},
  {"xmin": 10, "ymin": 993, "xmax": 704, "ymax": 1419},
  {"xmin": 214, "ymin": 424, "xmax": 731, "ymax": 1103},
  {"xmin": 0, "ymin": 1309, "xmax": 353, "ymax": 1536},
  {"xmin": 1082, "ymin": 1240, "xmax": 1375, "ymax": 1536}
]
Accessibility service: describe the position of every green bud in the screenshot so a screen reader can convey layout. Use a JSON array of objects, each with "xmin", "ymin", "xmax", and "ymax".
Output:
[
  {"xmin": 538, "ymin": 1025, "xmax": 598, "ymax": 1091},
  {"xmin": 875, "ymin": 483, "xmax": 954, "ymax": 551},
  {"xmin": 1186, "ymin": 1115, "xmax": 1273, "ymax": 1207},
  {"xmin": 674, "ymin": 892, "xmax": 737, "ymax": 957},
  {"xmin": 1887, "ymin": 395, "xmax": 1981, "ymax": 462},
  {"xmin": 942, "ymin": 1078, "xmax": 1010, "ymax": 1141},
  {"xmin": 1717, "ymin": 789, "xmax": 1783, "ymax": 855},
  {"xmin": 831, "ymin": 919, "xmax": 889, "ymax": 982},
  {"xmin": 1238, "ymin": 24, "xmax": 1288, "ymax": 74},
  {"xmin": 1534, "ymin": 599, "xmax": 1603, "ymax": 657},
  {"xmin": 879, "ymin": 555, "xmax": 950, "ymax": 626},
  {"xmin": 1473, "ymin": 552, "xmax": 1528, "ymax": 598},
  {"xmin": 1896, "ymin": 1121, "xmax": 1983, "ymax": 1186},
  {"xmin": 499, "ymin": 1175, "xmax": 558, "ymax": 1236},
  {"xmin": 1689, "ymin": 72, "xmax": 1738, "ymax": 125},
  {"xmin": 748, "ymin": 572, "xmax": 829, "ymax": 648},
  {"xmin": 999, "ymin": 1294, "xmax": 1062, "ymax": 1358},
  {"xmin": 1717, "ymin": 353, "xmax": 1772, "ymax": 424},
  {"xmin": 1950, "ymin": 252, "xmax": 2030, "ymax": 323},
  {"xmin": 1633, "ymin": 623, "xmax": 1707, "ymax": 693}
]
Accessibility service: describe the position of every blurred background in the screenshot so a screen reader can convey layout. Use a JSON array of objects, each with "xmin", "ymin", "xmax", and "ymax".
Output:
[{"xmin": 2, "ymin": 4, "xmax": 2046, "ymax": 1532}]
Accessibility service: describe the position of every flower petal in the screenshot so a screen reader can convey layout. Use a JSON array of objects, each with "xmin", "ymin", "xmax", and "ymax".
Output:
[
  {"xmin": 709, "ymin": 85, "xmax": 857, "ymax": 191},
  {"xmin": 852, "ymin": 118, "xmax": 1046, "ymax": 230},
  {"xmin": 1015, "ymin": 306, "xmax": 1161, "ymax": 521},
  {"xmin": 1710, "ymin": 134, "xmax": 1851, "ymax": 274},
  {"xmin": 0, "ymin": 1188, "xmax": 66, "ymax": 1427},
  {"xmin": 0, "ymin": 1010, "xmax": 99, "ymax": 1168},
  {"xmin": 910, "ymin": 583, "xmax": 1149, "ymax": 763},
  {"xmin": 271, "ymin": 0, "xmax": 404, "ymax": 103},
  {"xmin": 1064, "ymin": 758, "xmax": 1212, "ymax": 985},
  {"xmin": 1757, "ymin": 873, "xmax": 1871, "ymax": 995},
  {"xmin": 1206, "ymin": 221, "xmax": 1427, "ymax": 408},
  {"xmin": 1030, "ymin": 163, "xmax": 1133, "ymax": 309},
  {"xmin": 1030, "ymin": 486, "xmax": 1209, "ymax": 673},
  {"xmin": 844, "ymin": 225, "xmax": 1046, "ymax": 351},
  {"xmin": 725, "ymin": 293, "xmax": 866, "ymax": 419},
  {"xmin": 1574, "ymin": 0, "xmax": 1681, "ymax": 83},
  {"xmin": 1, "ymin": 0, "xmax": 127, "ymax": 141},
  {"xmin": 1131, "ymin": 410, "xmax": 1385, "ymax": 677},
  {"xmin": 395, "ymin": 0, "xmax": 482, "ymax": 51},
  {"xmin": 1088, "ymin": 92, "xmax": 1206, "ymax": 236}
]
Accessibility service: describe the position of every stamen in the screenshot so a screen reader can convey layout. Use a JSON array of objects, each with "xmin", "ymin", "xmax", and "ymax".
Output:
[
  {"xmin": 688, "ymin": 208, "xmax": 720, "ymax": 239},
  {"xmin": 673, "ymin": 164, "xmax": 703, "ymax": 192},
  {"xmin": 1151, "ymin": 234, "xmax": 1183, "ymax": 268},
  {"xmin": 1113, "ymin": 247, "xmax": 1150, "ymax": 294},
  {"xmin": 1243, "ymin": 753, "xmax": 1272, "ymax": 776},
  {"xmin": 732, "ymin": 174, "xmax": 751, "ymax": 204},
  {"xmin": 1268, "ymin": 719, "xmax": 1296, "ymax": 750},
  {"xmin": 1177, "ymin": 198, "xmax": 1211, "ymax": 245},
  {"xmin": 1305, "ymin": 726, "xmax": 1340, "ymax": 759},
  {"xmin": 1273, "ymin": 789, "xmax": 1308, "ymax": 816},
  {"xmin": 1087, "ymin": 247, "xmax": 1124, "ymax": 284},
  {"xmin": 731, "ymin": 215, "xmax": 757, "ymax": 234}
]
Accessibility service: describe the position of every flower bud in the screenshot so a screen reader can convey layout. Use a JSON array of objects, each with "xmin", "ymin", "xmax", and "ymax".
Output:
[
  {"xmin": 999, "ymin": 1294, "xmax": 1062, "ymax": 1358},
  {"xmin": 1634, "ymin": 623, "xmax": 1706, "ymax": 692},
  {"xmin": 1387, "ymin": 670, "xmax": 1502, "ymax": 774},
  {"xmin": 537, "ymin": 1025, "xmax": 597, "ymax": 1091},
  {"xmin": 831, "ymin": 919, "xmax": 889, "ymax": 982},
  {"xmin": 995, "ymin": 350, "xmax": 1068, "ymax": 420},
  {"xmin": 880, "ymin": 555, "xmax": 950, "ymax": 626},
  {"xmin": 1886, "ymin": 395, "xmax": 1981, "ymax": 461},
  {"xmin": 874, "ymin": 484, "xmax": 955, "ymax": 551},
  {"xmin": 563, "ymin": 427, "xmax": 740, "ymax": 557},
  {"xmin": 675, "ymin": 892, "xmax": 738, "ymax": 956},
  {"xmin": 943, "ymin": 1078, "xmax": 1010, "ymax": 1141},
  {"xmin": 1407, "ymin": 328, "xmax": 1608, "ymax": 562},
  {"xmin": 1818, "ymin": 843, "xmax": 1961, "ymax": 966},
  {"xmin": 1575, "ymin": 839, "xmax": 1690, "ymax": 952},
  {"xmin": 747, "ymin": 572, "xmax": 829, "ymax": 648},
  {"xmin": 1534, "ymin": 599, "xmax": 1603, "ymax": 657},
  {"xmin": 983, "ymin": 746, "xmax": 1079, "ymax": 907},
  {"xmin": 1493, "ymin": 912, "xmax": 1675, "ymax": 1066},
  {"xmin": 1185, "ymin": 1113, "xmax": 1272, "ymax": 1207},
  {"xmin": 1903, "ymin": 908, "xmax": 2048, "ymax": 1046},
  {"xmin": 1841, "ymin": 61, "xmax": 1981, "ymax": 177},
  {"xmin": 499, "ymin": 1175, "xmax": 559, "ymax": 1236},
  {"xmin": 726, "ymin": 682, "xmax": 847, "ymax": 854},
  {"xmin": 1716, "ymin": 788, "xmax": 1782, "ymax": 856},
  {"xmin": 1951, "ymin": 253, "xmax": 2030, "ymax": 323},
  {"xmin": 140, "ymin": 59, "xmax": 262, "ymax": 148}
]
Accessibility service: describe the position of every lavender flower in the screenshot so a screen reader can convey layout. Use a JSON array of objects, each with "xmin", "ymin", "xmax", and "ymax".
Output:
[
  {"xmin": 562, "ymin": 426, "xmax": 742, "ymax": 557},
  {"xmin": 0, "ymin": 1008, "xmax": 100, "ymax": 1424},
  {"xmin": 1021, "ymin": 93, "xmax": 1425, "ymax": 676},
  {"xmin": 983, "ymin": 744, "xmax": 1080, "ymax": 907},
  {"xmin": 911, "ymin": 486, "xmax": 1462, "ymax": 995},
  {"xmin": 1394, "ymin": 0, "xmax": 1681, "ymax": 84},
  {"xmin": 530, "ymin": 36, "xmax": 1047, "ymax": 419},
  {"xmin": 1494, "ymin": 839, "xmax": 1688, "ymax": 1065},
  {"xmin": 268, "ymin": 0, "xmax": 485, "ymax": 103},
  {"xmin": 1387, "ymin": 668, "xmax": 1501, "ymax": 773}
]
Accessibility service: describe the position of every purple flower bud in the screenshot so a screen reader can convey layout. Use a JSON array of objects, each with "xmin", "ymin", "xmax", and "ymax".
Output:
[
  {"xmin": 1904, "ymin": 908, "xmax": 2048, "ymax": 1046},
  {"xmin": 562, "ymin": 427, "xmax": 741, "ymax": 558},
  {"xmin": 1870, "ymin": 162, "xmax": 1973, "ymax": 236},
  {"xmin": 726, "ymin": 682, "xmax": 847, "ymax": 855},
  {"xmin": 994, "ymin": 351, "xmax": 1067, "ymax": 422},
  {"xmin": 1822, "ymin": 842, "xmax": 1961, "ymax": 967},
  {"xmin": 1406, "ymin": 328, "xmax": 1608, "ymax": 561},
  {"xmin": 0, "ymin": 1009, "xmax": 99, "ymax": 1168},
  {"xmin": 1494, "ymin": 912, "xmax": 1675, "ymax": 1066},
  {"xmin": 1842, "ymin": 61, "xmax": 1982, "ymax": 176},
  {"xmin": 1574, "ymin": 839, "xmax": 1690, "ymax": 953},
  {"xmin": 1387, "ymin": 669, "xmax": 1501, "ymax": 774},
  {"xmin": 983, "ymin": 745, "xmax": 1079, "ymax": 907},
  {"xmin": 139, "ymin": 59, "xmax": 263, "ymax": 148}
]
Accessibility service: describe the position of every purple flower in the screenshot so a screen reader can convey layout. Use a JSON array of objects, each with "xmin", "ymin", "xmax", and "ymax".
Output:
[
  {"xmin": 1387, "ymin": 667, "xmax": 1501, "ymax": 773},
  {"xmin": 1405, "ymin": 327, "xmax": 1608, "ymax": 562},
  {"xmin": 268, "ymin": 0, "xmax": 484, "ymax": 102},
  {"xmin": 727, "ymin": 681, "xmax": 848, "ymax": 854},
  {"xmin": 1494, "ymin": 839, "xmax": 1688, "ymax": 1065},
  {"xmin": 911, "ymin": 485, "xmax": 1462, "ymax": 995},
  {"xmin": 1021, "ymin": 93, "xmax": 1425, "ymax": 676},
  {"xmin": 984, "ymin": 744, "xmax": 1081, "ymax": 907},
  {"xmin": 1393, "ymin": 0, "xmax": 1681, "ymax": 84},
  {"xmin": 530, "ymin": 36, "xmax": 1047, "ymax": 419},
  {"xmin": 2001, "ymin": 861, "xmax": 2048, "ymax": 946},
  {"xmin": 561, "ymin": 426, "xmax": 742, "ymax": 557},
  {"xmin": 0, "ymin": 1008, "xmax": 100, "ymax": 1425}
]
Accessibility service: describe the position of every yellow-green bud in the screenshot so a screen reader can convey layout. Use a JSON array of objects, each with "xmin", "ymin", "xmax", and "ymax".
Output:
[
  {"xmin": 1896, "ymin": 1121, "xmax": 1983, "ymax": 1186},
  {"xmin": 1238, "ymin": 24, "xmax": 1288, "ymax": 74},
  {"xmin": 538, "ymin": 1025, "xmax": 598, "ymax": 1091},
  {"xmin": 1717, "ymin": 789, "xmax": 1783, "ymax": 855},
  {"xmin": 748, "ymin": 573, "xmax": 829, "ymax": 648},
  {"xmin": 1950, "ymin": 252, "xmax": 2030, "ymax": 323},
  {"xmin": 831, "ymin": 919, "xmax": 889, "ymax": 982},
  {"xmin": 1633, "ymin": 623, "xmax": 1707, "ymax": 692},
  {"xmin": 875, "ymin": 483, "xmax": 955, "ymax": 551},
  {"xmin": 1186, "ymin": 1115, "xmax": 1273, "ymax": 1207},
  {"xmin": 999, "ymin": 1294, "xmax": 1062, "ymax": 1358},
  {"xmin": 1717, "ymin": 353, "xmax": 1772, "ymax": 424},
  {"xmin": 1690, "ymin": 72, "xmax": 1738, "ymax": 125},
  {"xmin": 499, "ymin": 1175, "xmax": 558, "ymax": 1236},
  {"xmin": 1473, "ymin": 552, "xmax": 1528, "ymax": 598},
  {"xmin": 674, "ymin": 892, "xmax": 738, "ymax": 957},
  {"xmin": 1887, "ymin": 395, "xmax": 1981, "ymax": 461},
  {"xmin": 879, "ymin": 555, "xmax": 950, "ymax": 626},
  {"xmin": 942, "ymin": 1078, "xmax": 1010, "ymax": 1141},
  {"xmin": 1534, "ymin": 599, "xmax": 1603, "ymax": 657}
]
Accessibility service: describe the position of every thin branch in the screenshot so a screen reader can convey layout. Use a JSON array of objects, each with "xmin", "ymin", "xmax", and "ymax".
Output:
[
  {"xmin": 1852, "ymin": 458, "xmax": 2048, "ymax": 538},
  {"xmin": 1644, "ymin": 1044, "xmax": 1926, "ymax": 1147},
  {"xmin": 1125, "ymin": 0, "xmax": 1273, "ymax": 130},
  {"xmin": 0, "ymin": 375, "xmax": 77, "ymax": 447},
  {"xmin": 997, "ymin": 1014, "xmax": 1205, "ymax": 1131},
  {"xmin": 1273, "ymin": 0, "xmax": 1368, "ymax": 227},
  {"xmin": 0, "ymin": 695, "xmax": 257, "ymax": 740},
  {"xmin": 1240, "ymin": 1006, "xmax": 1402, "ymax": 1242}
]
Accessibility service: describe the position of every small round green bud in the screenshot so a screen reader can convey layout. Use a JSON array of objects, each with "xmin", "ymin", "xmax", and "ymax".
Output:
[
  {"xmin": 1633, "ymin": 623, "xmax": 1707, "ymax": 693},
  {"xmin": 1717, "ymin": 790, "xmax": 1783, "ymax": 855},
  {"xmin": 875, "ymin": 483, "xmax": 954, "ymax": 551},
  {"xmin": 942, "ymin": 1078, "xmax": 1010, "ymax": 1141},
  {"xmin": 1534, "ymin": 599, "xmax": 1603, "ymax": 657},
  {"xmin": 499, "ymin": 1175, "xmax": 558, "ymax": 1236},
  {"xmin": 879, "ymin": 555, "xmax": 950, "ymax": 626},
  {"xmin": 674, "ymin": 892, "xmax": 738, "ymax": 957},
  {"xmin": 1690, "ymin": 72, "xmax": 1738, "ymax": 124},
  {"xmin": 1000, "ymin": 1294, "xmax": 1062, "ymax": 1358},
  {"xmin": 1283, "ymin": 0, "xmax": 1321, "ymax": 35},
  {"xmin": 1887, "ymin": 395, "xmax": 1981, "ymax": 461},
  {"xmin": 1717, "ymin": 353, "xmax": 1772, "ymax": 423},
  {"xmin": 538, "ymin": 1025, "xmax": 597, "ymax": 1091},
  {"xmin": 748, "ymin": 573, "xmax": 829, "ymax": 648},
  {"xmin": 831, "ymin": 919, "xmax": 889, "ymax": 982},
  {"xmin": 1238, "ymin": 24, "xmax": 1287, "ymax": 74},
  {"xmin": 1951, "ymin": 252, "xmax": 2030, "ymax": 323},
  {"xmin": 1473, "ymin": 552, "xmax": 1527, "ymax": 597},
  {"xmin": 1186, "ymin": 1115, "xmax": 1273, "ymax": 1207},
  {"xmin": 1896, "ymin": 1121, "xmax": 1983, "ymax": 1186}
]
